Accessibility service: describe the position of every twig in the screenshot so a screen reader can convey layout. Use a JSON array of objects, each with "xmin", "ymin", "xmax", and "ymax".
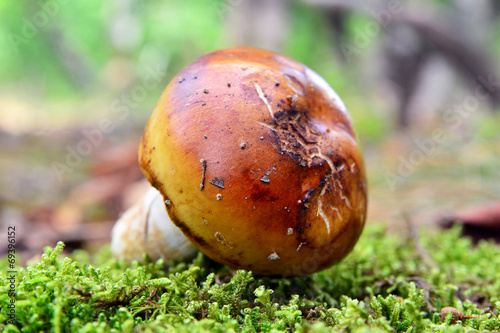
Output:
[
  {"xmin": 200, "ymin": 159, "xmax": 207, "ymax": 191},
  {"xmin": 402, "ymin": 211, "xmax": 436, "ymax": 271}
]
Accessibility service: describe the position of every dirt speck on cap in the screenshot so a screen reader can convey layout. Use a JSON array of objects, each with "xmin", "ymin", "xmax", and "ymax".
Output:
[
  {"xmin": 287, "ymin": 94, "xmax": 299, "ymax": 108},
  {"xmin": 268, "ymin": 252, "xmax": 280, "ymax": 261},
  {"xmin": 209, "ymin": 177, "xmax": 225, "ymax": 189},
  {"xmin": 215, "ymin": 232, "xmax": 234, "ymax": 249}
]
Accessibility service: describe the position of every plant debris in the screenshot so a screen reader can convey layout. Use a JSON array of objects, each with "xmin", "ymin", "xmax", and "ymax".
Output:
[
  {"xmin": 200, "ymin": 159, "xmax": 207, "ymax": 191},
  {"xmin": 287, "ymin": 94, "xmax": 299, "ymax": 108},
  {"xmin": 209, "ymin": 177, "xmax": 225, "ymax": 189},
  {"xmin": 260, "ymin": 175, "xmax": 270, "ymax": 183},
  {"xmin": 439, "ymin": 307, "xmax": 476, "ymax": 323},
  {"xmin": 268, "ymin": 252, "xmax": 280, "ymax": 261}
]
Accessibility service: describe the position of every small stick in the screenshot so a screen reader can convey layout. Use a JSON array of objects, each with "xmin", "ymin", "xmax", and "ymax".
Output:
[
  {"xmin": 403, "ymin": 211, "xmax": 436, "ymax": 270},
  {"xmin": 200, "ymin": 159, "xmax": 207, "ymax": 191}
]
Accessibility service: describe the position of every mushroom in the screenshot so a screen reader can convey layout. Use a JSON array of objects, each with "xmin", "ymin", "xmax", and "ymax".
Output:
[{"xmin": 112, "ymin": 47, "xmax": 367, "ymax": 276}]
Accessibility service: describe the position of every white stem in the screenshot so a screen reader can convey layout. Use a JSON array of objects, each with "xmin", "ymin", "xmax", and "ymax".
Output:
[{"xmin": 111, "ymin": 186, "xmax": 197, "ymax": 263}]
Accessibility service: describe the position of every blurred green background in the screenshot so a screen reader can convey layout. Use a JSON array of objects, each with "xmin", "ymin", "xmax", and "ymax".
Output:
[
  {"xmin": 2, "ymin": 0, "xmax": 499, "ymax": 137},
  {"xmin": 0, "ymin": 0, "xmax": 410, "ymax": 136},
  {"xmin": 1, "ymin": 0, "xmax": 499, "ymax": 257}
]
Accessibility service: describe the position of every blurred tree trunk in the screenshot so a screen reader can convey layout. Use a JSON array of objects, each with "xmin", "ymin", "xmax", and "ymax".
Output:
[
  {"xmin": 303, "ymin": 0, "xmax": 500, "ymax": 129},
  {"xmin": 20, "ymin": 0, "xmax": 93, "ymax": 89},
  {"xmin": 225, "ymin": 0, "xmax": 290, "ymax": 53}
]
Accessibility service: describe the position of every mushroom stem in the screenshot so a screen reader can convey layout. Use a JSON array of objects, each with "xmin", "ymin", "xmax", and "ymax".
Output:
[{"xmin": 111, "ymin": 186, "xmax": 198, "ymax": 263}]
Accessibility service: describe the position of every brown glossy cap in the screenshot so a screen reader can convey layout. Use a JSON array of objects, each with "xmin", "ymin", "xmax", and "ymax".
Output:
[{"xmin": 139, "ymin": 47, "xmax": 367, "ymax": 276}]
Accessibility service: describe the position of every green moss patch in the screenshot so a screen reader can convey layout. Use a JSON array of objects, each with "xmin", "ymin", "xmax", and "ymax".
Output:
[{"xmin": 1, "ymin": 224, "xmax": 500, "ymax": 332}]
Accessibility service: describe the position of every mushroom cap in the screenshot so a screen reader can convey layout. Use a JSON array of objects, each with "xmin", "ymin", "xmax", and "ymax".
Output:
[{"xmin": 140, "ymin": 47, "xmax": 367, "ymax": 276}]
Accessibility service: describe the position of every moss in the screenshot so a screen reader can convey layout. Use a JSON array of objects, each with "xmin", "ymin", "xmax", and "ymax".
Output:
[{"xmin": 1, "ymin": 224, "xmax": 500, "ymax": 332}]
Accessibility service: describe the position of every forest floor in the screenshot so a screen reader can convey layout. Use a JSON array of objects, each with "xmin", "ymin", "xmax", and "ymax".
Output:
[{"xmin": 1, "ymin": 99, "xmax": 500, "ymax": 331}]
